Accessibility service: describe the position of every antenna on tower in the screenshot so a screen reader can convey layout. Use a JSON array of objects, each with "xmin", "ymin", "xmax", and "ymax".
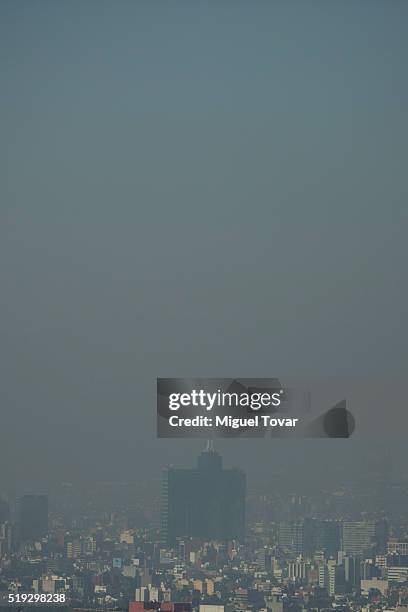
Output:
[{"xmin": 205, "ymin": 438, "xmax": 214, "ymax": 452}]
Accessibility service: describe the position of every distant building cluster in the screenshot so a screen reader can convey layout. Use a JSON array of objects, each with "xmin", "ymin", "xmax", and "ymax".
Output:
[{"xmin": 0, "ymin": 448, "xmax": 407, "ymax": 612}]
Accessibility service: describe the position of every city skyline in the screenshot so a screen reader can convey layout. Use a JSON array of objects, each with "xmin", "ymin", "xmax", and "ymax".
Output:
[
  {"xmin": 1, "ymin": 1, "xmax": 407, "ymax": 610},
  {"xmin": 1, "ymin": 445, "xmax": 407, "ymax": 610}
]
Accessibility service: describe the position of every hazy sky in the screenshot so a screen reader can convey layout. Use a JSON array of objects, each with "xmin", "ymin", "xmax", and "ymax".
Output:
[{"xmin": 1, "ymin": 1, "xmax": 407, "ymax": 493}]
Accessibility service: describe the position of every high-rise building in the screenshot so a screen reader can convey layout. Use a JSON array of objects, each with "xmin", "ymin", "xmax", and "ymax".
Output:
[
  {"xmin": 18, "ymin": 495, "xmax": 48, "ymax": 542},
  {"xmin": 303, "ymin": 519, "xmax": 341, "ymax": 558},
  {"xmin": 0, "ymin": 499, "xmax": 10, "ymax": 523},
  {"xmin": 162, "ymin": 445, "xmax": 245, "ymax": 544},
  {"xmin": 288, "ymin": 560, "xmax": 308, "ymax": 581},
  {"xmin": 66, "ymin": 539, "xmax": 81, "ymax": 559},
  {"xmin": 344, "ymin": 555, "xmax": 361, "ymax": 588},
  {"xmin": 342, "ymin": 520, "xmax": 387, "ymax": 557},
  {"xmin": 278, "ymin": 521, "xmax": 304, "ymax": 556},
  {"xmin": 319, "ymin": 559, "xmax": 341, "ymax": 596},
  {"xmin": 387, "ymin": 566, "xmax": 408, "ymax": 582},
  {"xmin": 279, "ymin": 518, "xmax": 341, "ymax": 558},
  {"xmin": 342, "ymin": 521, "xmax": 376, "ymax": 556},
  {"xmin": 388, "ymin": 540, "xmax": 408, "ymax": 555},
  {"xmin": 0, "ymin": 521, "xmax": 13, "ymax": 556}
]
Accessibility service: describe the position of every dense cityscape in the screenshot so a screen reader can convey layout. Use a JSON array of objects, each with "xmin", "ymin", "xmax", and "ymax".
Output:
[{"xmin": 0, "ymin": 447, "xmax": 407, "ymax": 612}]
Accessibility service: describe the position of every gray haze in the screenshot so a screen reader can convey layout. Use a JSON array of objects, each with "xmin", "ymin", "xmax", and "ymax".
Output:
[{"xmin": 1, "ymin": 1, "xmax": 407, "ymax": 494}]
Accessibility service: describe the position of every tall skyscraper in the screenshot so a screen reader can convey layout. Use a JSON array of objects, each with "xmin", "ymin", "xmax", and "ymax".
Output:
[
  {"xmin": 162, "ymin": 444, "xmax": 246, "ymax": 544},
  {"xmin": 344, "ymin": 555, "xmax": 361, "ymax": 588},
  {"xmin": 278, "ymin": 521, "xmax": 304, "ymax": 556},
  {"xmin": 0, "ymin": 499, "xmax": 10, "ymax": 523},
  {"xmin": 342, "ymin": 521, "xmax": 377, "ymax": 556},
  {"xmin": 19, "ymin": 495, "xmax": 48, "ymax": 542},
  {"xmin": 303, "ymin": 519, "xmax": 341, "ymax": 558}
]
